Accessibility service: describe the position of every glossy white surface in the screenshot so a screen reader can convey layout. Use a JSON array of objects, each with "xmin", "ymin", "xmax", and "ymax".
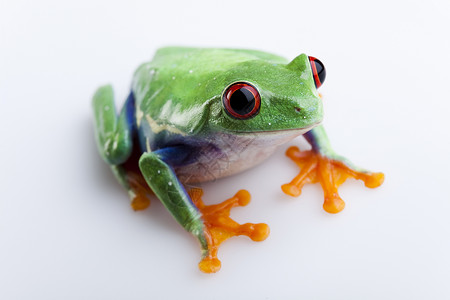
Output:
[{"xmin": 1, "ymin": 0, "xmax": 449, "ymax": 299}]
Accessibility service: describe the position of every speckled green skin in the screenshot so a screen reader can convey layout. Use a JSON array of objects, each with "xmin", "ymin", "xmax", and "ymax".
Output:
[{"xmin": 92, "ymin": 47, "xmax": 326, "ymax": 265}]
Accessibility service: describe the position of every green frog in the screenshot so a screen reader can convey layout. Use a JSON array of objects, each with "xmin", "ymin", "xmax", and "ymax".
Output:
[{"xmin": 92, "ymin": 47, "xmax": 384, "ymax": 273}]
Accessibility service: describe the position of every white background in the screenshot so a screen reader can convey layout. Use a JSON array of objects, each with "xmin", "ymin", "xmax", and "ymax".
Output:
[{"xmin": 1, "ymin": 0, "xmax": 450, "ymax": 299}]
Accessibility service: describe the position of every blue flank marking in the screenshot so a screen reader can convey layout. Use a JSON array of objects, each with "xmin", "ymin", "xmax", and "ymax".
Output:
[
  {"xmin": 154, "ymin": 146, "xmax": 192, "ymax": 167},
  {"xmin": 124, "ymin": 92, "xmax": 137, "ymax": 134}
]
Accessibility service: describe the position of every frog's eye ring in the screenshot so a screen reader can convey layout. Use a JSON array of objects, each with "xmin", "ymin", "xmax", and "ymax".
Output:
[
  {"xmin": 308, "ymin": 56, "xmax": 326, "ymax": 88},
  {"xmin": 222, "ymin": 82, "xmax": 261, "ymax": 120}
]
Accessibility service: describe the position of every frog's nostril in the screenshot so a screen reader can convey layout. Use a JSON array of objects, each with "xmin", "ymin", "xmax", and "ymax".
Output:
[{"xmin": 294, "ymin": 107, "xmax": 302, "ymax": 113}]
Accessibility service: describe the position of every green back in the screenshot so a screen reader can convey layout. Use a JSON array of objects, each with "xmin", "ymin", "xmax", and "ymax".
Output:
[{"xmin": 132, "ymin": 47, "xmax": 322, "ymax": 135}]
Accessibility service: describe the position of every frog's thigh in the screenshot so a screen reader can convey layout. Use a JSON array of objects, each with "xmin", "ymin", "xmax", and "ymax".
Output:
[
  {"xmin": 93, "ymin": 86, "xmax": 149, "ymax": 208},
  {"xmin": 92, "ymin": 85, "xmax": 134, "ymax": 165},
  {"xmin": 138, "ymin": 150, "xmax": 207, "ymax": 248}
]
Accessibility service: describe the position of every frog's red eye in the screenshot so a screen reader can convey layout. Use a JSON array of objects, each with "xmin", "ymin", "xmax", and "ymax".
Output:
[
  {"xmin": 222, "ymin": 82, "xmax": 261, "ymax": 120},
  {"xmin": 308, "ymin": 56, "xmax": 326, "ymax": 88}
]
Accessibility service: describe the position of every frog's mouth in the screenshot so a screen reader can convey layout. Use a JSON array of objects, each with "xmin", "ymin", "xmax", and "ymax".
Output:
[{"xmin": 229, "ymin": 121, "xmax": 321, "ymax": 136}]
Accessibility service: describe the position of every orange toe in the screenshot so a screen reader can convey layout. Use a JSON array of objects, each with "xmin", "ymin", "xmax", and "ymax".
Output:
[
  {"xmin": 323, "ymin": 193, "xmax": 346, "ymax": 214},
  {"xmin": 127, "ymin": 171, "xmax": 152, "ymax": 211},
  {"xmin": 130, "ymin": 193, "xmax": 151, "ymax": 211},
  {"xmin": 362, "ymin": 172, "xmax": 385, "ymax": 188},
  {"xmin": 198, "ymin": 257, "xmax": 221, "ymax": 274}
]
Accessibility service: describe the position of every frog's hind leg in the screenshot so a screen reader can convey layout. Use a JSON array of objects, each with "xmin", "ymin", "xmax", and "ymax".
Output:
[
  {"xmin": 282, "ymin": 125, "xmax": 384, "ymax": 213},
  {"xmin": 92, "ymin": 85, "xmax": 151, "ymax": 210}
]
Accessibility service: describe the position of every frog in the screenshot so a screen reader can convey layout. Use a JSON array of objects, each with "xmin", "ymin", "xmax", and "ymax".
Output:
[{"xmin": 92, "ymin": 47, "xmax": 384, "ymax": 273}]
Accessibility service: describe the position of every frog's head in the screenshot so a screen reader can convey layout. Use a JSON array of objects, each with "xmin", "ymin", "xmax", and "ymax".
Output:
[{"xmin": 209, "ymin": 54, "xmax": 325, "ymax": 135}]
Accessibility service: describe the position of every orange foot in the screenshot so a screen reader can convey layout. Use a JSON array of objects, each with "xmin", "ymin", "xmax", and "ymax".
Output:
[
  {"xmin": 282, "ymin": 146, "xmax": 384, "ymax": 214},
  {"xmin": 189, "ymin": 188, "xmax": 270, "ymax": 273}
]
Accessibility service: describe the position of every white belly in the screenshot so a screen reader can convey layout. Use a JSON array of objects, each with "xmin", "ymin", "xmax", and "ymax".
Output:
[{"xmin": 175, "ymin": 129, "xmax": 307, "ymax": 183}]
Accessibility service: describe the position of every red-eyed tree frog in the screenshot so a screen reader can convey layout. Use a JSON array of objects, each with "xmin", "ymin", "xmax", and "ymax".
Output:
[{"xmin": 92, "ymin": 47, "xmax": 384, "ymax": 273}]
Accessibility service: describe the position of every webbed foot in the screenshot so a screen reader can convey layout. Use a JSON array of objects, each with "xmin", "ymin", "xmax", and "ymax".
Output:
[
  {"xmin": 282, "ymin": 146, "xmax": 384, "ymax": 213},
  {"xmin": 188, "ymin": 188, "xmax": 270, "ymax": 273}
]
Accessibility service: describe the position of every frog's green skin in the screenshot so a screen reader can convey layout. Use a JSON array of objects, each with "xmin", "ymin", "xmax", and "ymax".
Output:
[
  {"xmin": 131, "ymin": 48, "xmax": 323, "ymax": 183},
  {"xmin": 92, "ymin": 47, "xmax": 340, "ymax": 268}
]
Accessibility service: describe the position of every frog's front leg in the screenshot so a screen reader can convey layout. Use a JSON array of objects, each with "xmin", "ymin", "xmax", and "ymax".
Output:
[
  {"xmin": 139, "ymin": 148, "xmax": 269, "ymax": 273},
  {"xmin": 282, "ymin": 125, "xmax": 384, "ymax": 213}
]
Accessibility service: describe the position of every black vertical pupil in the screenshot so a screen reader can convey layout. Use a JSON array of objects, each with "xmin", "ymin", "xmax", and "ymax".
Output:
[{"xmin": 230, "ymin": 88, "xmax": 255, "ymax": 115}]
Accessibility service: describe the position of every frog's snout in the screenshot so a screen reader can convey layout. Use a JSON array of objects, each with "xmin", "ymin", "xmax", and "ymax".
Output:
[{"xmin": 290, "ymin": 96, "xmax": 324, "ymax": 128}]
